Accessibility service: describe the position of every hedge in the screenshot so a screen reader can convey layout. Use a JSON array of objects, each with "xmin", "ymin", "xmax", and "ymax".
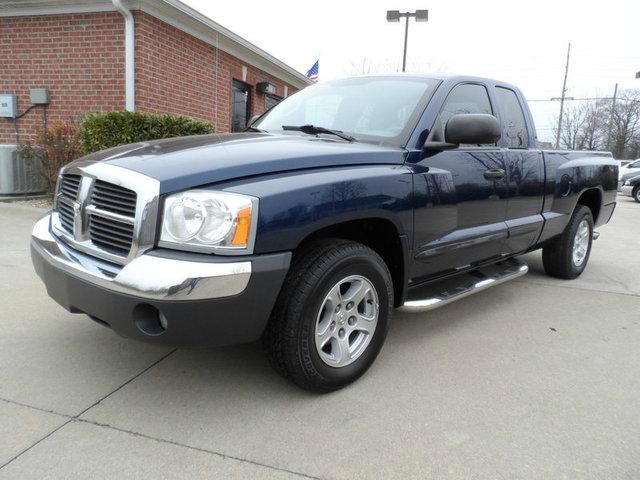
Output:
[{"xmin": 80, "ymin": 111, "xmax": 214, "ymax": 154}]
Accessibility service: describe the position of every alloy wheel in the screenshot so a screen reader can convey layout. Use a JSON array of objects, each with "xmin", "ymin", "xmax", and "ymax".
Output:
[
  {"xmin": 314, "ymin": 275, "xmax": 379, "ymax": 367},
  {"xmin": 572, "ymin": 219, "xmax": 590, "ymax": 267}
]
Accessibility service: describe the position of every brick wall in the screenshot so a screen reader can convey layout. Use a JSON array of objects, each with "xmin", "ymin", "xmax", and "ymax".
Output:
[
  {"xmin": 0, "ymin": 10, "xmax": 298, "ymax": 145},
  {"xmin": 0, "ymin": 13, "xmax": 125, "ymax": 144},
  {"xmin": 134, "ymin": 11, "xmax": 295, "ymax": 133}
]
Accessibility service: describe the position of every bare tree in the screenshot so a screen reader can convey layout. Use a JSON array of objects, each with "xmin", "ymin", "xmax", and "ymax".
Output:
[
  {"xmin": 556, "ymin": 103, "xmax": 587, "ymax": 150},
  {"xmin": 347, "ymin": 58, "xmax": 371, "ymax": 76},
  {"xmin": 609, "ymin": 89, "xmax": 640, "ymax": 159},
  {"xmin": 553, "ymin": 89, "xmax": 640, "ymax": 158},
  {"xmin": 578, "ymin": 101, "xmax": 607, "ymax": 150}
]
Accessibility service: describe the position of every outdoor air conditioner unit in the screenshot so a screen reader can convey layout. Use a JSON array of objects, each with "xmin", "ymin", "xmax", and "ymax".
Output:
[{"xmin": 0, "ymin": 145, "xmax": 47, "ymax": 196}]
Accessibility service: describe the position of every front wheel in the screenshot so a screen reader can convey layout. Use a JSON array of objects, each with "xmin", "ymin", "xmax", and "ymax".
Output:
[
  {"xmin": 262, "ymin": 239, "xmax": 393, "ymax": 393},
  {"xmin": 542, "ymin": 205, "xmax": 594, "ymax": 279},
  {"xmin": 633, "ymin": 187, "xmax": 640, "ymax": 203}
]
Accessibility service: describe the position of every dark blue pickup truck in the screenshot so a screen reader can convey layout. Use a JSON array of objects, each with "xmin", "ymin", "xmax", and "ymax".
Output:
[{"xmin": 31, "ymin": 74, "xmax": 618, "ymax": 392}]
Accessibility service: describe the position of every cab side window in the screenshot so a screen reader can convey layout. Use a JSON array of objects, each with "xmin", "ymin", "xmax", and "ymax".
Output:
[
  {"xmin": 431, "ymin": 84, "xmax": 493, "ymax": 143},
  {"xmin": 496, "ymin": 87, "xmax": 529, "ymax": 148}
]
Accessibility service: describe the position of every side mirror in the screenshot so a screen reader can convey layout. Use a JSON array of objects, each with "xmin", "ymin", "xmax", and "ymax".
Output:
[
  {"xmin": 423, "ymin": 113, "xmax": 501, "ymax": 152},
  {"xmin": 445, "ymin": 113, "xmax": 501, "ymax": 145}
]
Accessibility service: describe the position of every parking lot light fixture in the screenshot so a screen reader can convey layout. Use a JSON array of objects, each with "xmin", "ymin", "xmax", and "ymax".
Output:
[{"xmin": 386, "ymin": 9, "xmax": 429, "ymax": 73}]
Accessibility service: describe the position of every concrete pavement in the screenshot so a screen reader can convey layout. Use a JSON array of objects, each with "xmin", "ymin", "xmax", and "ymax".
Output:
[{"xmin": 0, "ymin": 198, "xmax": 638, "ymax": 479}]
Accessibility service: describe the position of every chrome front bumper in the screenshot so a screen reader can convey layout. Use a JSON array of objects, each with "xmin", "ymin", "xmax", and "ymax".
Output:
[{"xmin": 31, "ymin": 214, "xmax": 251, "ymax": 301}]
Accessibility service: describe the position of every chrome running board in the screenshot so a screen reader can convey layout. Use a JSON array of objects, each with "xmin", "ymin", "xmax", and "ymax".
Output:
[{"xmin": 398, "ymin": 258, "xmax": 528, "ymax": 313}]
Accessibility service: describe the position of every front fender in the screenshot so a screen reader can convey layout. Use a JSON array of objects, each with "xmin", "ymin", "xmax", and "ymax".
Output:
[{"xmin": 215, "ymin": 165, "xmax": 415, "ymax": 254}]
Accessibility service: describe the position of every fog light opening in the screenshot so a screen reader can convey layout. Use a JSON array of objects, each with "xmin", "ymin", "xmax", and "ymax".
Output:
[
  {"xmin": 159, "ymin": 312, "xmax": 169, "ymax": 330},
  {"xmin": 133, "ymin": 304, "xmax": 166, "ymax": 336}
]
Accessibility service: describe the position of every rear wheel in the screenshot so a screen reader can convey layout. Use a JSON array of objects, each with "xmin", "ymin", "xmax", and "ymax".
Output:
[
  {"xmin": 542, "ymin": 205, "xmax": 594, "ymax": 279},
  {"xmin": 262, "ymin": 239, "xmax": 393, "ymax": 393}
]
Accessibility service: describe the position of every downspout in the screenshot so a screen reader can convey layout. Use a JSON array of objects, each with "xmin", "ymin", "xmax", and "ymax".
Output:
[{"xmin": 112, "ymin": 0, "xmax": 135, "ymax": 111}]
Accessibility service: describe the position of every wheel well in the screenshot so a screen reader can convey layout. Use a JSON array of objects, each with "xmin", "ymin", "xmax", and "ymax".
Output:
[
  {"xmin": 576, "ymin": 188, "xmax": 602, "ymax": 223},
  {"xmin": 296, "ymin": 218, "xmax": 405, "ymax": 307}
]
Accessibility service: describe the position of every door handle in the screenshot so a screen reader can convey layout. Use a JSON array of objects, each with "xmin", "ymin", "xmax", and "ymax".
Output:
[{"xmin": 484, "ymin": 168, "xmax": 506, "ymax": 180}]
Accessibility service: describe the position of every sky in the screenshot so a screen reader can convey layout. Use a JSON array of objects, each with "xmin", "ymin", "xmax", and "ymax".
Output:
[{"xmin": 183, "ymin": 0, "xmax": 640, "ymax": 143}]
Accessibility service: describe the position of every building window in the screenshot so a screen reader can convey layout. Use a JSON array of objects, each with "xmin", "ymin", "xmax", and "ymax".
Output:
[
  {"xmin": 265, "ymin": 94, "xmax": 282, "ymax": 111},
  {"xmin": 231, "ymin": 80, "xmax": 251, "ymax": 132}
]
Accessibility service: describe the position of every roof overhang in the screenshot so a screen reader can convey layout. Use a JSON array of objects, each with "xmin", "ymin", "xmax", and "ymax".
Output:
[{"xmin": 0, "ymin": 0, "xmax": 312, "ymax": 89}]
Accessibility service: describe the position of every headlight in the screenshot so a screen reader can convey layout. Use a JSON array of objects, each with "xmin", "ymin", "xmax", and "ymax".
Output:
[
  {"xmin": 159, "ymin": 190, "xmax": 258, "ymax": 254},
  {"xmin": 623, "ymin": 180, "xmax": 631, "ymax": 186}
]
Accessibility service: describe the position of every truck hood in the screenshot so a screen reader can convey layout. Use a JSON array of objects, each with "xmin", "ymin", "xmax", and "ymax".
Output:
[{"xmin": 76, "ymin": 133, "xmax": 406, "ymax": 193}]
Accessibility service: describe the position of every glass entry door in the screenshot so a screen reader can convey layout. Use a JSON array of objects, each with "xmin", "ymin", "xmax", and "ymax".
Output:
[{"xmin": 231, "ymin": 80, "xmax": 251, "ymax": 132}]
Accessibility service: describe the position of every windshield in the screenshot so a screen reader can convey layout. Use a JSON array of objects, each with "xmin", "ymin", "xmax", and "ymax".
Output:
[{"xmin": 255, "ymin": 76, "xmax": 440, "ymax": 145}]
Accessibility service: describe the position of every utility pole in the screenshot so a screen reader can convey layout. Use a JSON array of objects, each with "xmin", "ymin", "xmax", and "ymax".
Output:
[
  {"xmin": 555, "ymin": 42, "xmax": 571, "ymax": 149},
  {"xmin": 607, "ymin": 83, "xmax": 618, "ymax": 151}
]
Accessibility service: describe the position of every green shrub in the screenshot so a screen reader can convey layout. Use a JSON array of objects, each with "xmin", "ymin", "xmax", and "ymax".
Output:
[{"xmin": 80, "ymin": 111, "xmax": 214, "ymax": 154}]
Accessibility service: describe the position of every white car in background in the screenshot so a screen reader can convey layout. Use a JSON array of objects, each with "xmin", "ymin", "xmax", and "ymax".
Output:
[{"xmin": 619, "ymin": 158, "xmax": 640, "ymax": 180}]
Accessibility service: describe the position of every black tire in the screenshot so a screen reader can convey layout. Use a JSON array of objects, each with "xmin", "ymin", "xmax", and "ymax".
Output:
[
  {"xmin": 262, "ymin": 239, "xmax": 393, "ymax": 393},
  {"xmin": 633, "ymin": 187, "xmax": 640, "ymax": 203},
  {"xmin": 542, "ymin": 205, "xmax": 594, "ymax": 279}
]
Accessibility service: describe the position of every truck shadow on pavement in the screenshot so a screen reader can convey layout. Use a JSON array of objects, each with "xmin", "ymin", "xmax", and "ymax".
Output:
[{"xmin": 108, "ymin": 279, "xmax": 518, "ymax": 398}]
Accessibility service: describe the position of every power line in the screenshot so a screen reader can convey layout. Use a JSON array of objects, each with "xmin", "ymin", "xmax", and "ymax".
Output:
[
  {"xmin": 527, "ymin": 95, "xmax": 637, "ymax": 103},
  {"xmin": 528, "ymin": 96, "xmax": 615, "ymax": 102}
]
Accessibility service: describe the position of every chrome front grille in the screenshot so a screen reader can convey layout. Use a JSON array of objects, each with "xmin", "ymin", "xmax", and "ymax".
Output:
[
  {"xmin": 91, "ymin": 180, "xmax": 137, "ymax": 216},
  {"xmin": 56, "ymin": 174, "xmax": 81, "ymax": 233},
  {"xmin": 51, "ymin": 163, "xmax": 160, "ymax": 266},
  {"xmin": 88, "ymin": 215, "xmax": 135, "ymax": 256},
  {"xmin": 60, "ymin": 174, "xmax": 81, "ymax": 198},
  {"xmin": 56, "ymin": 196, "xmax": 75, "ymax": 233},
  {"xmin": 87, "ymin": 180, "xmax": 137, "ymax": 255}
]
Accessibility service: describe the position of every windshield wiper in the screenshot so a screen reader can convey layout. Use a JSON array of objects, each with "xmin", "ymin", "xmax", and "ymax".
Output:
[{"xmin": 282, "ymin": 124, "xmax": 355, "ymax": 142}]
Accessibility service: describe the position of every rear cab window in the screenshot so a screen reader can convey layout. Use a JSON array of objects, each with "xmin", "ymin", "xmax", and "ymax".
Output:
[{"xmin": 495, "ymin": 87, "xmax": 529, "ymax": 149}]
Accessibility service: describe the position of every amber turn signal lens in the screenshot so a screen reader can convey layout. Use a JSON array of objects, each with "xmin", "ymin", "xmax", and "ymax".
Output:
[{"xmin": 231, "ymin": 207, "xmax": 252, "ymax": 246}]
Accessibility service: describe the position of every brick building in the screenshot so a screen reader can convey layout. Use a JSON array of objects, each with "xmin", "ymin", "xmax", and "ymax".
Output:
[{"xmin": 0, "ymin": 0, "xmax": 311, "ymax": 146}]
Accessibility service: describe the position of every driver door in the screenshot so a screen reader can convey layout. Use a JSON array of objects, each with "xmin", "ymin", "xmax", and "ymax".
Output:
[{"xmin": 412, "ymin": 83, "xmax": 509, "ymax": 281}]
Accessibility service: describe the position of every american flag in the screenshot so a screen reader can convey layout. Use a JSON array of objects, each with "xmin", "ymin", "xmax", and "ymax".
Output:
[{"xmin": 306, "ymin": 60, "xmax": 319, "ymax": 82}]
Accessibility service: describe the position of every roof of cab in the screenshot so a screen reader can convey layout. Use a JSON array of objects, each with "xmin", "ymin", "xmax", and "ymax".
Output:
[{"xmin": 327, "ymin": 73, "xmax": 522, "ymax": 91}]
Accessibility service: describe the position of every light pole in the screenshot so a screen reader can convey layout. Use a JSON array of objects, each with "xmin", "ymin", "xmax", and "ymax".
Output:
[{"xmin": 386, "ymin": 10, "xmax": 429, "ymax": 72}]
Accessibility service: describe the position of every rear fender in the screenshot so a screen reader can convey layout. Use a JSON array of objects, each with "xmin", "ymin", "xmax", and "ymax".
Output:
[{"xmin": 538, "ymin": 151, "xmax": 617, "ymax": 242}]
